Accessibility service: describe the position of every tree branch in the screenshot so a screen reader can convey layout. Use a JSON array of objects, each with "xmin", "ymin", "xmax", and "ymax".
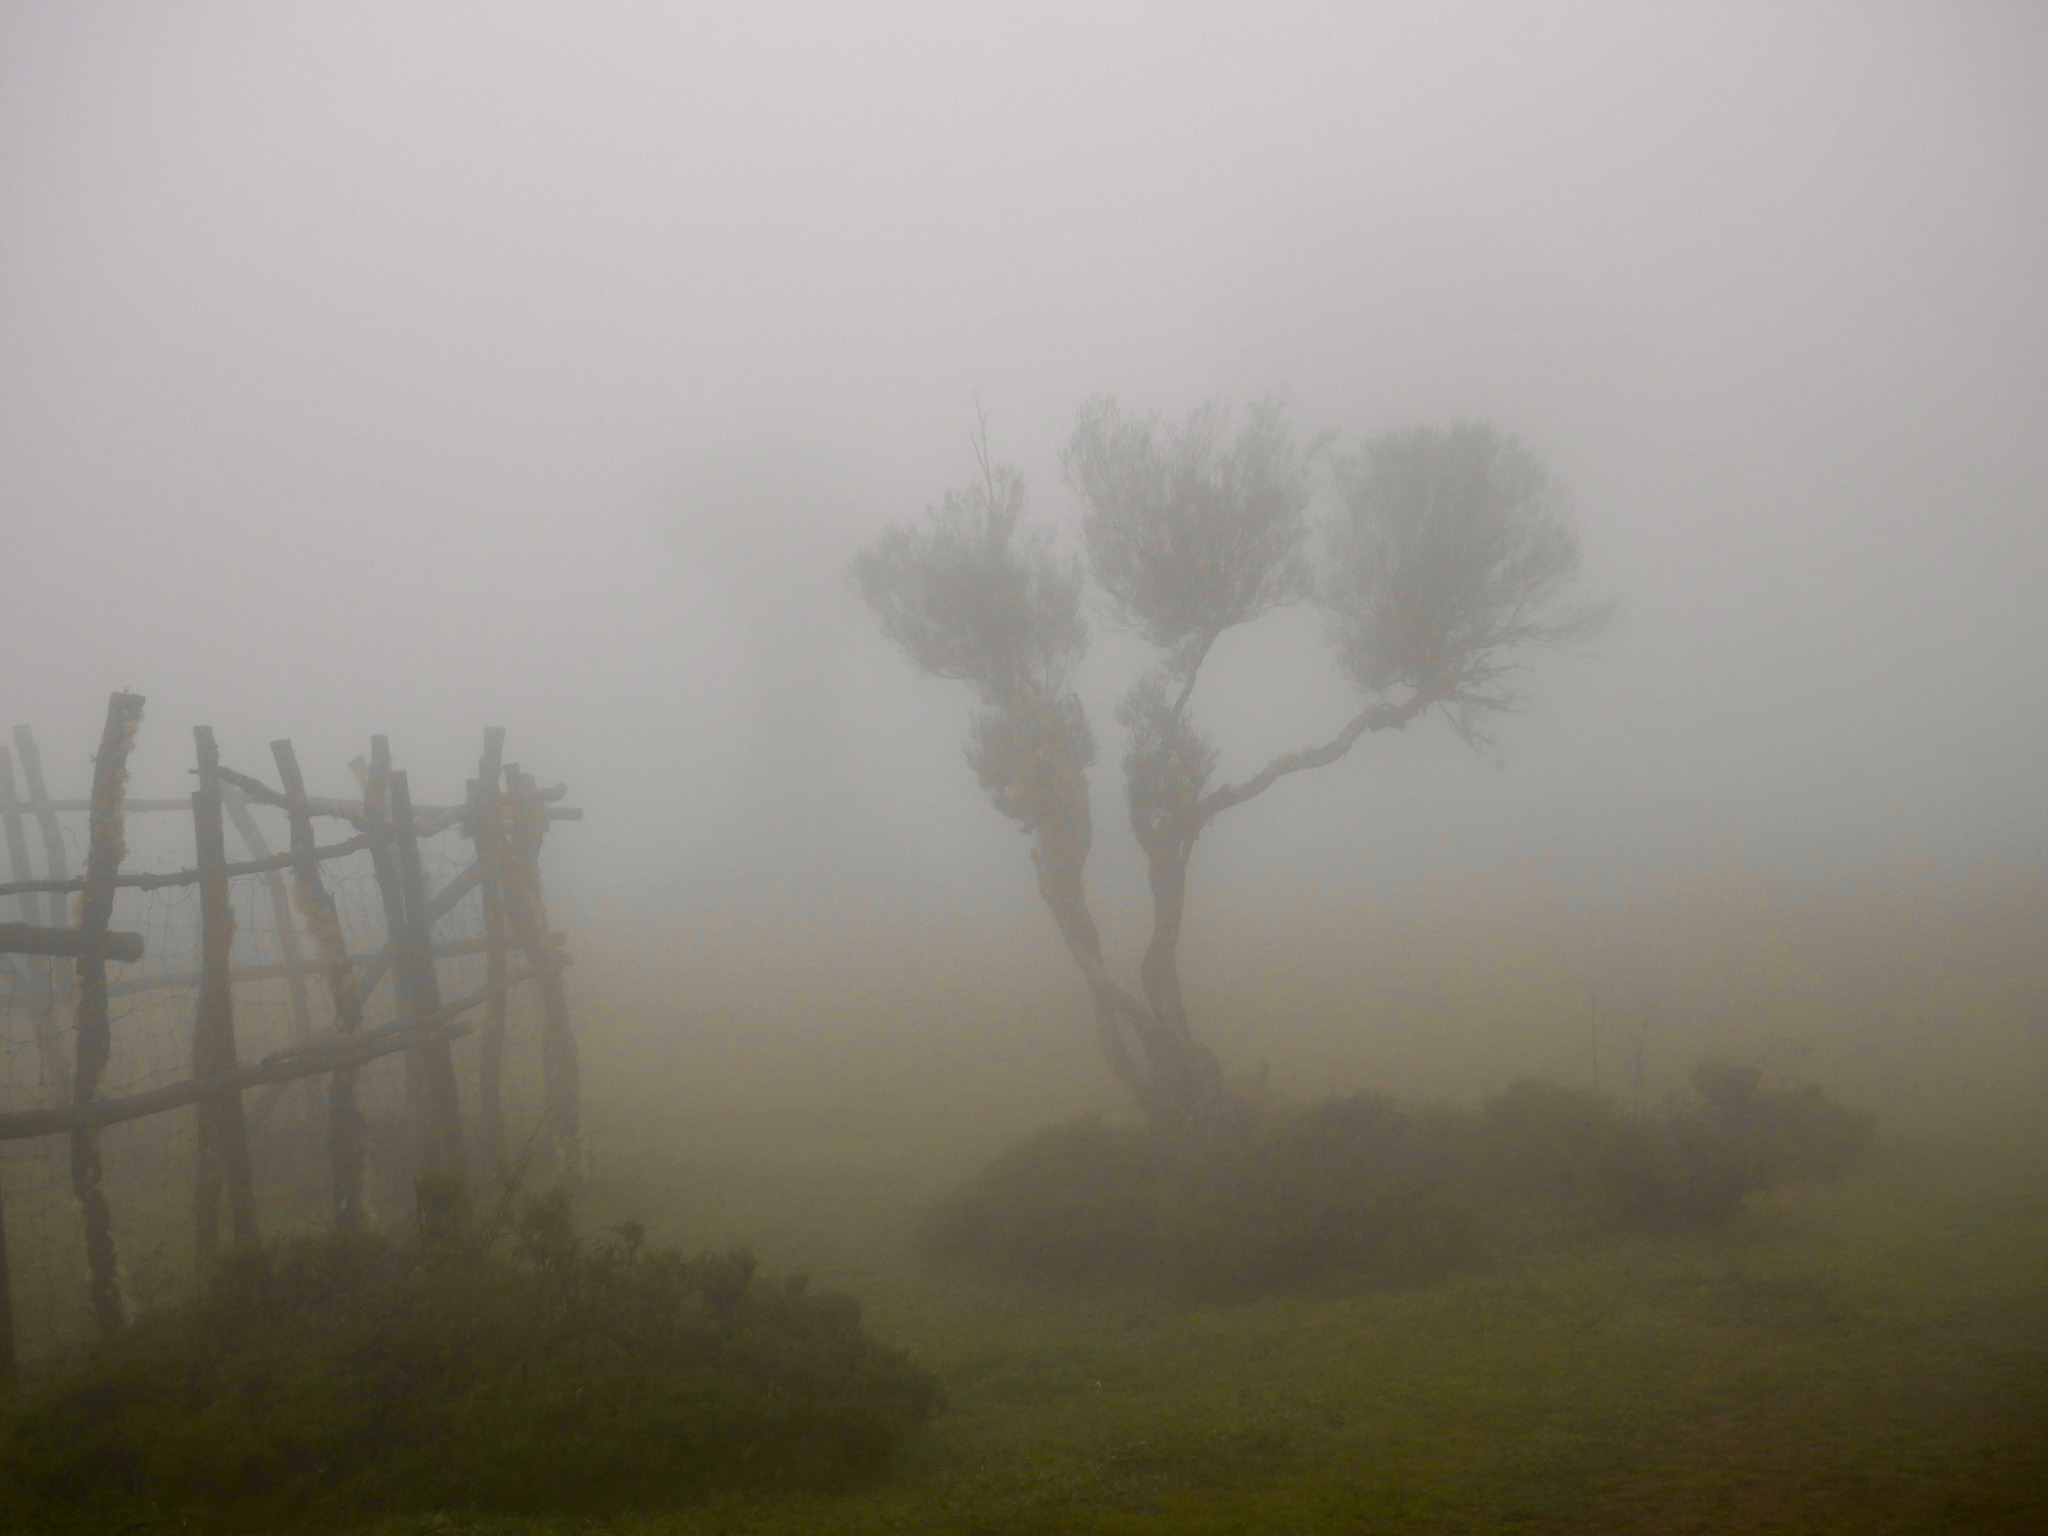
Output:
[
  {"xmin": 1194, "ymin": 688, "xmax": 1434, "ymax": 825},
  {"xmin": 1167, "ymin": 626, "xmax": 1218, "ymax": 723}
]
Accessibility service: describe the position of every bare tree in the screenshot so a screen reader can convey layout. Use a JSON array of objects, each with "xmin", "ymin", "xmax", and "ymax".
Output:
[{"xmin": 853, "ymin": 405, "xmax": 1612, "ymax": 1134}]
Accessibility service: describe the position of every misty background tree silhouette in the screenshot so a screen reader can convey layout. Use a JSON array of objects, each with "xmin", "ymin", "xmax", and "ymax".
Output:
[{"xmin": 853, "ymin": 402, "xmax": 1613, "ymax": 1132}]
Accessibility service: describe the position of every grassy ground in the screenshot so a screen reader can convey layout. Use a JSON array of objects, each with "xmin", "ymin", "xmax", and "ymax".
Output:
[
  {"xmin": 297, "ymin": 1134, "xmax": 2044, "ymax": 1536},
  {"xmin": 8, "ymin": 959, "xmax": 2044, "ymax": 1534}
]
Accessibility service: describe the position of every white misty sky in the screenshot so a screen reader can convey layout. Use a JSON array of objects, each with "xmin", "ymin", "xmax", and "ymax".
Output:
[{"xmin": 2, "ymin": 1, "xmax": 2044, "ymax": 921}]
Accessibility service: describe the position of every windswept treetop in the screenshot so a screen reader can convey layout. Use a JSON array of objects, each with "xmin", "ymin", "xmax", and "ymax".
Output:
[
  {"xmin": 1327, "ymin": 423, "xmax": 1617, "ymax": 748},
  {"xmin": 847, "ymin": 458, "xmax": 1087, "ymax": 712},
  {"xmin": 1065, "ymin": 395, "xmax": 1321, "ymax": 663}
]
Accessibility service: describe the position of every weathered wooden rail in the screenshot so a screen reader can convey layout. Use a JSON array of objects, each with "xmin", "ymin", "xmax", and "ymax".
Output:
[
  {"xmin": 0, "ymin": 925, "xmax": 145, "ymax": 962},
  {"xmin": 0, "ymin": 692, "xmax": 584, "ymax": 1374}
]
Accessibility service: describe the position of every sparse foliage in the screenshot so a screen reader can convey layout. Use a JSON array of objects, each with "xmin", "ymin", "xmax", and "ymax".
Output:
[
  {"xmin": 852, "ymin": 399, "xmax": 1612, "ymax": 1131},
  {"xmin": 1327, "ymin": 423, "xmax": 1617, "ymax": 751},
  {"xmin": 848, "ymin": 451, "xmax": 1087, "ymax": 711},
  {"xmin": 1066, "ymin": 395, "xmax": 1320, "ymax": 653}
]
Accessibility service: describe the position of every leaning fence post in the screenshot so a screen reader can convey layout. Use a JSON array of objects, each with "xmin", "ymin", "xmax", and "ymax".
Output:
[
  {"xmin": 505, "ymin": 766, "xmax": 580, "ymax": 1185},
  {"xmin": 73, "ymin": 691, "xmax": 145, "ymax": 1337},
  {"xmin": 0, "ymin": 745, "xmax": 70, "ymax": 1101},
  {"xmin": 11, "ymin": 726, "xmax": 70, "ymax": 930},
  {"xmin": 470, "ymin": 727, "xmax": 509, "ymax": 1176},
  {"xmin": 0, "ymin": 748, "xmax": 47, "ymax": 992},
  {"xmin": 12, "ymin": 726, "xmax": 77, "ymax": 1102},
  {"xmin": 361, "ymin": 737, "xmax": 425, "ymax": 1129},
  {"xmin": 388, "ymin": 770, "xmax": 465, "ymax": 1184},
  {"xmin": 192, "ymin": 727, "xmax": 259, "ymax": 1266},
  {"xmin": 273, "ymin": 739, "xmax": 368, "ymax": 1231},
  {"xmin": 223, "ymin": 781, "xmax": 317, "ymax": 1146},
  {"xmin": 222, "ymin": 787, "xmax": 312, "ymax": 1042}
]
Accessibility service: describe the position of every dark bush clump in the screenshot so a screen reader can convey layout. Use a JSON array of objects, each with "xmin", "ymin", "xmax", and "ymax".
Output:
[
  {"xmin": 925, "ymin": 1065, "xmax": 1872, "ymax": 1296},
  {"xmin": 924, "ymin": 1115, "xmax": 1170, "ymax": 1281},
  {"xmin": 1, "ymin": 1192, "xmax": 942, "ymax": 1519},
  {"xmin": 1689, "ymin": 1059, "xmax": 1873, "ymax": 1183},
  {"xmin": 1160, "ymin": 1094, "xmax": 1483, "ymax": 1295}
]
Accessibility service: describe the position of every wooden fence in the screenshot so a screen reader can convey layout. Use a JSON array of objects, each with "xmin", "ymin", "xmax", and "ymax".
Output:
[{"xmin": 0, "ymin": 692, "xmax": 583, "ymax": 1374}]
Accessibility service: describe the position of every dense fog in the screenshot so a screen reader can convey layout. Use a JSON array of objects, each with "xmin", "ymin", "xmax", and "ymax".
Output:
[
  {"xmin": 5, "ymin": 2, "xmax": 2046, "ymax": 1124},
  {"xmin": 7, "ymin": 4, "xmax": 2043, "ymax": 898},
  {"xmin": 5, "ymin": 8, "xmax": 2048, "ymax": 1528}
]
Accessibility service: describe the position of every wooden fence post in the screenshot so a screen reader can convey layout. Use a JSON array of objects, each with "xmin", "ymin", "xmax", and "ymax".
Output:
[
  {"xmin": 0, "ymin": 747, "xmax": 47, "ymax": 1005},
  {"xmin": 273, "ymin": 739, "xmax": 368, "ymax": 1230},
  {"xmin": 222, "ymin": 787, "xmax": 312, "ymax": 1043},
  {"xmin": 361, "ymin": 737, "xmax": 423, "ymax": 1133},
  {"xmin": 0, "ymin": 1170, "xmax": 13, "ymax": 1381},
  {"xmin": 11, "ymin": 726, "xmax": 70, "ymax": 927},
  {"xmin": 73, "ymin": 691, "xmax": 144, "ymax": 1337},
  {"xmin": 505, "ymin": 766, "xmax": 580, "ymax": 1184},
  {"xmin": 192, "ymin": 727, "xmax": 259, "ymax": 1267},
  {"xmin": 10, "ymin": 729, "xmax": 75, "ymax": 1097},
  {"xmin": 0, "ymin": 746, "xmax": 70, "ymax": 1101},
  {"xmin": 385, "ymin": 771, "xmax": 465, "ymax": 1189},
  {"xmin": 0, "ymin": 735, "xmax": 45, "ymax": 1369},
  {"xmin": 470, "ymin": 726, "xmax": 509, "ymax": 1176},
  {"xmin": 223, "ymin": 782, "xmax": 317, "ymax": 1149}
]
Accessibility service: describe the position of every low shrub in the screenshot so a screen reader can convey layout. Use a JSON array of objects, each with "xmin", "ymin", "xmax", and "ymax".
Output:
[
  {"xmin": 925, "ymin": 1066, "xmax": 1872, "ymax": 1295},
  {"xmin": 1161, "ymin": 1094, "xmax": 1484, "ymax": 1295},
  {"xmin": 924, "ymin": 1115, "xmax": 1170, "ymax": 1281},
  {"xmin": 1474, "ymin": 1078, "xmax": 1757, "ymax": 1237},
  {"xmin": 1, "ymin": 1191, "xmax": 941, "ymax": 1520},
  {"xmin": 1690, "ymin": 1059, "xmax": 1873, "ymax": 1183}
]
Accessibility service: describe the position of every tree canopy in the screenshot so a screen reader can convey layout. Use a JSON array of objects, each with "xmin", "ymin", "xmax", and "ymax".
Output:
[
  {"xmin": 1326, "ymin": 422, "xmax": 1616, "ymax": 750},
  {"xmin": 852, "ymin": 398, "xmax": 1612, "ymax": 1131}
]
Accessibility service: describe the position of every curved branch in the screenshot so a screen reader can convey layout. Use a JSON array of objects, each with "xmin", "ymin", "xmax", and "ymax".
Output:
[{"xmin": 1194, "ymin": 688, "xmax": 1434, "ymax": 825}]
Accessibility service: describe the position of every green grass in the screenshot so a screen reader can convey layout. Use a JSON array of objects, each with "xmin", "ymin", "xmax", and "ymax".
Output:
[
  {"xmin": 301, "ymin": 1138, "xmax": 2042, "ymax": 1536},
  {"xmin": 9, "ymin": 1129, "xmax": 2042, "ymax": 1534}
]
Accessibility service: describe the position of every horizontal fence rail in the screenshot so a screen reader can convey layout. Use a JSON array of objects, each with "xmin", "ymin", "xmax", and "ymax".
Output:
[{"xmin": 0, "ymin": 925, "xmax": 146, "ymax": 962}]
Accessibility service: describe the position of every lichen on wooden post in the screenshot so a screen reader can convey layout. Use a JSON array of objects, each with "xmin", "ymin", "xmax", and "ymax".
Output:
[
  {"xmin": 273, "ymin": 738, "xmax": 368, "ymax": 1230},
  {"xmin": 192, "ymin": 726, "xmax": 259, "ymax": 1267},
  {"xmin": 73, "ymin": 691, "xmax": 145, "ymax": 1337}
]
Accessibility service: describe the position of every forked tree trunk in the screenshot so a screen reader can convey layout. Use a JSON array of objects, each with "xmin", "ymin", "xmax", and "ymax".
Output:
[
  {"xmin": 1024, "ymin": 784, "xmax": 1227, "ymax": 1135},
  {"xmin": 1136, "ymin": 835, "xmax": 1228, "ymax": 1125},
  {"xmin": 1037, "ymin": 689, "xmax": 1438, "ymax": 1136}
]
